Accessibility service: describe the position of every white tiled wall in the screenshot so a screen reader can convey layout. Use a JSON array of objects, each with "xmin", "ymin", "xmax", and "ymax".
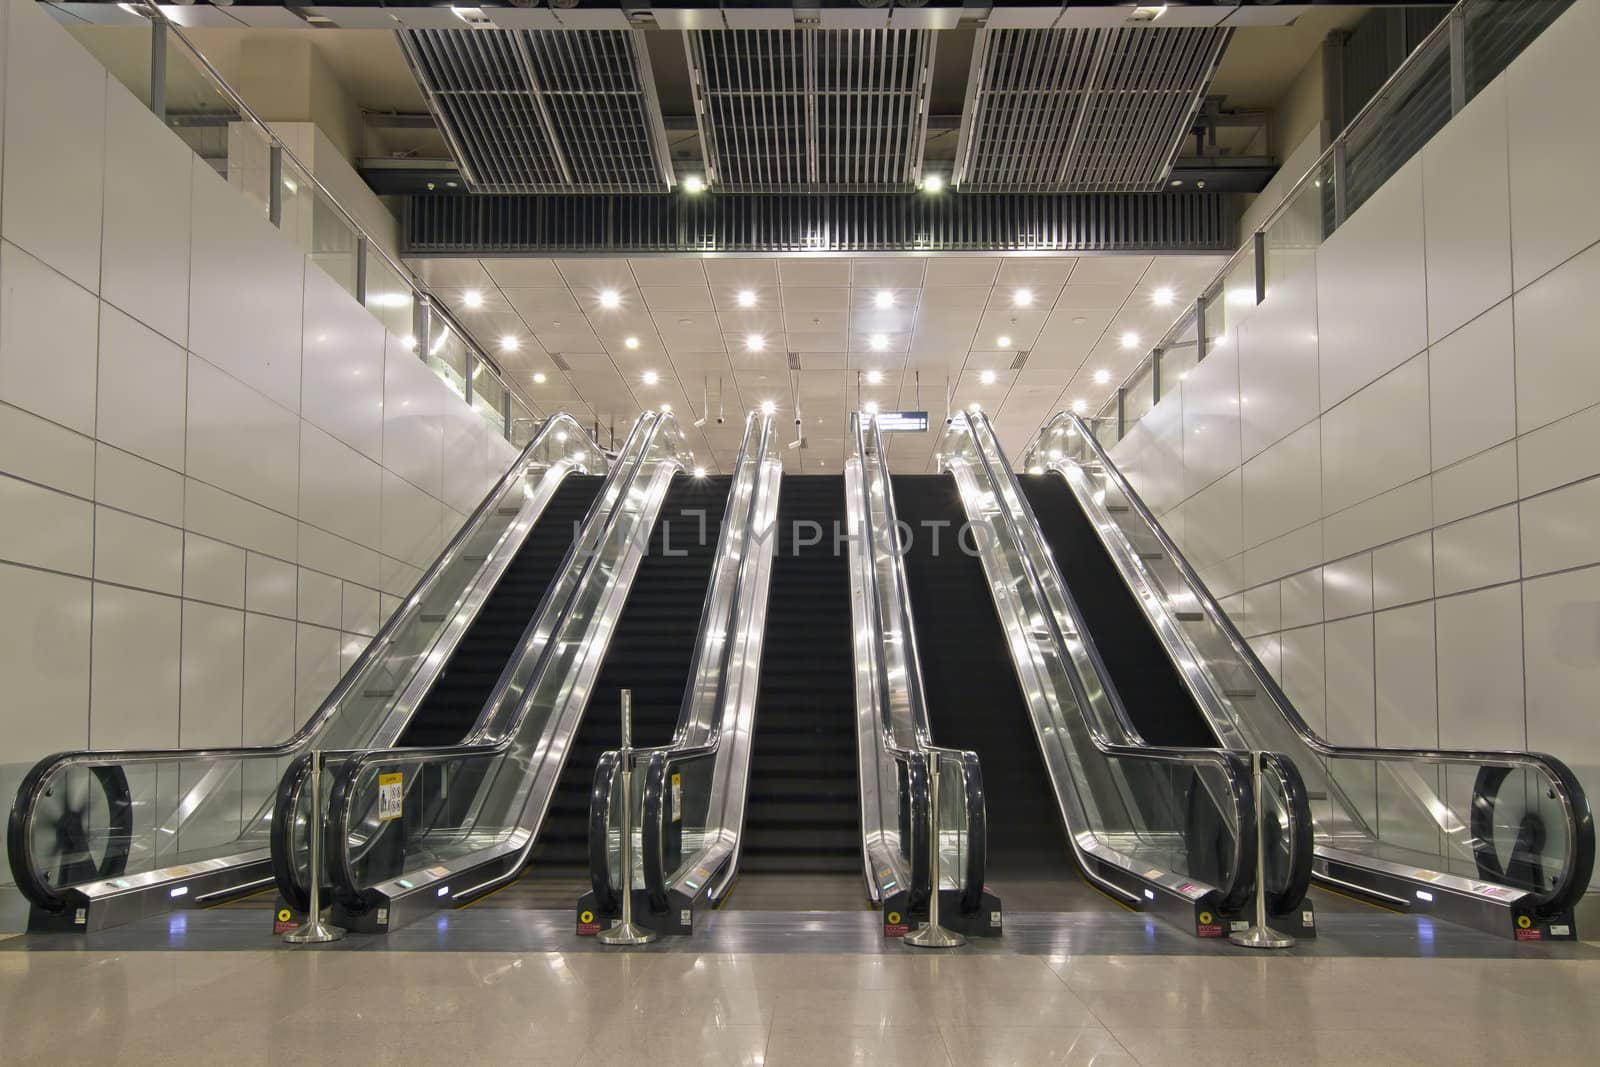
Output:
[
  {"xmin": 1106, "ymin": 0, "xmax": 1600, "ymax": 894},
  {"xmin": 0, "ymin": 0, "xmax": 516, "ymax": 888}
]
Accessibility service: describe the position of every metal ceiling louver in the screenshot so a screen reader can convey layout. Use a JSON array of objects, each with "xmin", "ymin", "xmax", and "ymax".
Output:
[
  {"xmin": 399, "ymin": 27, "xmax": 674, "ymax": 193},
  {"xmin": 953, "ymin": 26, "xmax": 1231, "ymax": 193},
  {"xmin": 685, "ymin": 28, "xmax": 936, "ymax": 192}
]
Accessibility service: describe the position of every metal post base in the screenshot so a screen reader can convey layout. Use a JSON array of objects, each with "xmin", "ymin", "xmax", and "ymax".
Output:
[
  {"xmin": 283, "ymin": 915, "xmax": 346, "ymax": 944},
  {"xmin": 904, "ymin": 923, "xmax": 966, "ymax": 949},
  {"xmin": 1228, "ymin": 925, "xmax": 1295, "ymax": 950},
  {"xmin": 598, "ymin": 920, "xmax": 657, "ymax": 946}
]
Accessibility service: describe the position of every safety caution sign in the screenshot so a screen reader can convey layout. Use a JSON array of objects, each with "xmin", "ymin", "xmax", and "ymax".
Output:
[{"xmin": 378, "ymin": 772, "xmax": 404, "ymax": 822}]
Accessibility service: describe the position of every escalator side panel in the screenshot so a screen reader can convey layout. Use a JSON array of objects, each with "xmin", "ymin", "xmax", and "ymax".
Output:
[
  {"xmin": 891, "ymin": 474, "xmax": 1072, "ymax": 876},
  {"xmin": 396, "ymin": 475, "xmax": 606, "ymax": 748},
  {"xmin": 1018, "ymin": 475, "xmax": 1218, "ymax": 750}
]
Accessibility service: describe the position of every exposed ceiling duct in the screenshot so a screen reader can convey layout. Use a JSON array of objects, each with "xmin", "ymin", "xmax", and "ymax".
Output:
[
  {"xmin": 953, "ymin": 26, "xmax": 1232, "ymax": 193},
  {"xmin": 398, "ymin": 27, "xmax": 674, "ymax": 193},
  {"xmin": 684, "ymin": 28, "xmax": 936, "ymax": 192}
]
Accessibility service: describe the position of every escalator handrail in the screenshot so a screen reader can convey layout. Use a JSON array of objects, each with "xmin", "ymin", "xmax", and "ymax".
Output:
[
  {"xmin": 1031, "ymin": 411, "xmax": 1595, "ymax": 917},
  {"xmin": 943, "ymin": 410, "xmax": 1262, "ymax": 914},
  {"xmin": 583, "ymin": 412, "xmax": 771, "ymax": 909},
  {"xmin": 1260, "ymin": 750, "xmax": 1316, "ymax": 915},
  {"xmin": 638, "ymin": 415, "xmax": 777, "ymax": 907},
  {"xmin": 319, "ymin": 413, "xmax": 689, "ymax": 911},
  {"xmin": 272, "ymin": 412, "xmax": 655, "ymax": 911},
  {"xmin": 7, "ymin": 412, "xmax": 605, "ymax": 914},
  {"xmin": 851, "ymin": 413, "xmax": 978, "ymax": 913}
]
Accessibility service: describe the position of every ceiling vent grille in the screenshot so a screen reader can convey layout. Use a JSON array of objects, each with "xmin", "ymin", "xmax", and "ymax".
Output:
[
  {"xmin": 685, "ymin": 28, "xmax": 936, "ymax": 192},
  {"xmin": 953, "ymin": 26, "xmax": 1230, "ymax": 193},
  {"xmin": 399, "ymin": 28, "xmax": 673, "ymax": 193}
]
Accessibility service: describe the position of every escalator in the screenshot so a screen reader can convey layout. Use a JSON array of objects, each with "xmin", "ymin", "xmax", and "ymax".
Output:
[
  {"xmin": 455, "ymin": 474, "xmax": 733, "ymax": 906},
  {"xmin": 7, "ymin": 414, "xmax": 608, "ymax": 932},
  {"xmin": 892, "ymin": 475, "xmax": 1110, "ymax": 911},
  {"xmin": 1017, "ymin": 476, "xmax": 1218, "ymax": 751},
  {"xmin": 397, "ymin": 475, "xmax": 603, "ymax": 748},
  {"xmin": 1021, "ymin": 411, "xmax": 1593, "ymax": 940},
  {"xmin": 729, "ymin": 475, "xmax": 863, "ymax": 908}
]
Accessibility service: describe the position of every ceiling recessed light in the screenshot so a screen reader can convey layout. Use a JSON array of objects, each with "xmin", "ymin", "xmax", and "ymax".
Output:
[
  {"xmin": 737, "ymin": 289, "xmax": 757, "ymax": 308},
  {"xmin": 1093, "ymin": 369, "xmax": 1111, "ymax": 385},
  {"xmin": 599, "ymin": 289, "xmax": 621, "ymax": 309},
  {"xmin": 462, "ymin": 290, "xmax": 483, "ymax": 309},
  {"xmin": 500, "ymin": 335, "xmax": 519, "ymax": 352},
  {"xmin": 624, "ymin": 336, "xmax": 640, "ymax": 350},
  {"xmin": 866, "ymin": 369, "xmax": 884, "ymax": 385},
  {"xmin": 1071, "ymin": 399, "xmax": 1088, "ymax": 414},
  {"xmin": 1120, "ymin": 331, "xmax": 1140, "ymax": 349},
  {"xmin": 1013, "ymin": 289, "xmax": 1033, "ymax": 308},
  {"xmin": 864, "ymin": 400, "xmax": 880, "ymax": 415},
  {"xmin": 660, "ymin": 402, "xmax": 672, "ymax": 413},
  {"xmin": 997, "ymin": 335, "xmax": 1013, "ymax": 349},
  {"xmin": 1153, "ymin": 286, "xmax": 1175, "ymax": 307},
  {"xmin": 980, "ymin": 369, "xmax": 997, "ymax": 384},
  {"xmin": 760, "ymin": 400, "xmax": 776, "ymax": 416},
  {"xmin": 921, "ymin": 174, "xmax": 944, "ymax": 193},
  {"xmin": 682, "ymin": 175, "xmax": 705, "ymax": 194},
  {"xmin": 874, "ymin": 291, "xmax": 894, "ymax": 309},
  {"xmin": 533, "ymin": 372, "xmax": 547, "ymax": 384},
  {"xmin": 968, "ymin": 401, "xmax": 982, "ymax": 413},
  {"xmin": 401, "ymin": 335, "xmax": 418, "ymax": 351},
  {"xmin": 642, "ymin": 370, "xmax": 660, "ymax": 385},
  {"xmin": 745, "ymin": 334, "xmax": 765, "ymax": 352},
  {"xmin": 869, "ymin": 334, "xmax": 888, "ymax": 351}
]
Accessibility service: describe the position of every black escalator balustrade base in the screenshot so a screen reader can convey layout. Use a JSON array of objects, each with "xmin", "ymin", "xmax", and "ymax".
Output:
[
  {"xmin": 396, "ymin": 475, "xmax": 606, "ymax": 749},
  {"xmin": 519, "ymin": 477, "xmax": 732, "ymax": 921}
]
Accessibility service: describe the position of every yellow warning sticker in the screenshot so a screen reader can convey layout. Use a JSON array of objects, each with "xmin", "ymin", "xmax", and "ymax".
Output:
[
  {"xmin": 1198, "ymin": 911, "xmax": 1213, "ymax": 925},
  {"xmin": 277, "ymin": 908, "xmax": 292, "ymax": 923},
  {"xmin": 886, "ymin": 911, "xmax": 901, "ymax": 925},
  {"xmin": 1517, "ymin": 915, "xmax": 1533, "ymax": 929},
  {"xmin": 579, "ymin": 910, "xmax": 595, "ymax": 924},
  {"xmin": 378, "ymin": 772, "xmax": 404, "ymax": 822}
]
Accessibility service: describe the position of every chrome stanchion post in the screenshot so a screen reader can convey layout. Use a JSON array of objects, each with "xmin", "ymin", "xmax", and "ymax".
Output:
[
  {"xmin": 905, "ymin": 755, "xmax": 965, "ymax": 949},
  {"xmin": 283, "ymin": 750, "xmax": 346, "ymax": 944},
  {"xmin": 599, "ymin": 689, "xmax": 656, "ymax": 946},
  {"xmin": 1229, "ymin": 750, "xmax": 1295, "ymax": 950}
]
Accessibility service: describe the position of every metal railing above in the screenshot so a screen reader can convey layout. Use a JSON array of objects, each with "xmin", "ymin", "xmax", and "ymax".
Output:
[
  {"xmin": 108, "ymin": 0, "xmax": 541, "ymax": 444},
  {"xmin": 1089, "ymin": 0, "xmax": 1574, "ymax": 446}
]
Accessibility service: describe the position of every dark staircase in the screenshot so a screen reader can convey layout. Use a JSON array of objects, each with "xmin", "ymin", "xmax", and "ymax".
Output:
[
  {"xmin": 891, "ymin": 473, "xmax": 1076, "ymax": 883},
  {"xmin": 529, "ymin": 474, "xmax": 733, "ymax": 871},
  {"xmin": 1017, "ymin": 474, "xmax": 1219, "ymax": 749},
  {"xmin": 396, "ymin": 474, "xmax": 604, "ymax": 748},
  {"xmin": 740, "ymin": 476, "xmax": 861, "ymax": 875}
]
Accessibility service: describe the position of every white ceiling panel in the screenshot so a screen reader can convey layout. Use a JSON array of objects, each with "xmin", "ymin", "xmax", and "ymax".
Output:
[
  {"xmin": 703, "ymin": 259, "xmax": 780, "ymax": 287},
  {"xmin": 924, "ymin": 258, "xmax": 1002, "ymax": 286},
  {"xmin": 482, "ymin": 259, "xmax": 565, "ymax": 287},
  {"xmin": 777, "ymin": 259, "xmax": 853, "ymax": 286},
  {"xmin": 408, "ymin": 250, "xmax": 1224, "ymax": 472},
  {"xmin": 850, "ymin": 259, "xmax": 928, "ymax": 288},
  {"xmin": 629, "ymin": 258, "xmax": 708, "ymax": 286}
]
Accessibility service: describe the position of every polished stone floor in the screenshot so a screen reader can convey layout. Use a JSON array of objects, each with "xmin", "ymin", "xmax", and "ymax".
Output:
[{"xmin": 3, "ymin": 902, "xmax": 1597, "ymax": 1066}]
